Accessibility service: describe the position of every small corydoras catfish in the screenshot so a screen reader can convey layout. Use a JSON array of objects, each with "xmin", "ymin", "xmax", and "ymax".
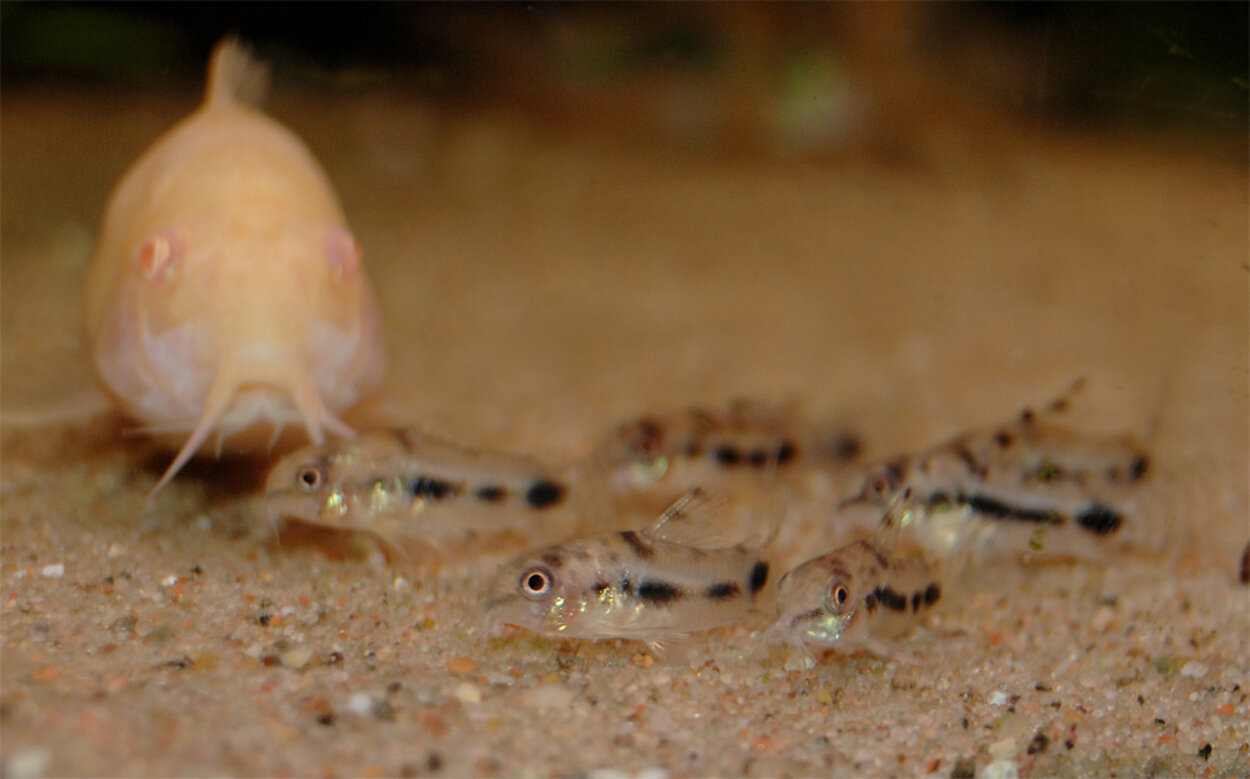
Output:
[
  {"xmin": 764, "ymin": 492, "xmax": 947, "ymax": 664},
  {"xmin": 263, "ymin": 428, "xmax": 569, "ymax": 534},
  {"xmin": 594, "ymin": 399, "xmax": 861, "ymax": 497},
  {"xmin": 482, "ymin": 488, "xmax": 777, "ymax": 646},
  {"xmin": 841, "ymin": 379, "xmax": 1152, "ymax": 555},
  {"xmin": 84, "ymin": 38, "xmax": 387, "ymax": 491}
]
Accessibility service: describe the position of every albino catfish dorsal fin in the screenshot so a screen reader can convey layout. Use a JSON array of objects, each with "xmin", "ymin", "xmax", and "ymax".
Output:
[
  {"xmin": 644, "ymin": 487, "xmax": 741, "ymax": 548},
  {"xmin": 206, "ymin": 37, "xmax": 270, "ymax": 109}
]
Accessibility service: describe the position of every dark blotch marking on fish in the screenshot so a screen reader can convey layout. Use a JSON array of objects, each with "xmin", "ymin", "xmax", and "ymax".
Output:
[
  {"xmin": 827, "ymin": 435, "xmax": 860, "ymax": 463},
  {"xmin": 911, "ymin": 584, "xmax": 942, "ymax": 612},
  {"xmin": 776, "ymin": 440, "xmax": 799, "ymax": 464},
  {"xmin": 410, "ymin": 477, "xmax": 457, "ymax": 500},
  {"xmin": 689, "ymin": 409, "xmax": 718, "ymax": 434},
  {"xmin": 626, "ymin": 419, "xmax": 664, "ymax": 456},
  {"xmin": 870, "ymin": 545, "xmax": 891, "ymax": 570},
  {"xmin": 747, "ymin": 449, "xmax": 769, "ymax": 467},
  {"xmin": 619, "ymin": 577, "xmax": 634, "ymax": 596},
  {"xmin": 953, "ymin": 445, "xmax": 986, "ymax": 478},
  {"xmin": 475, "ymin": 485, "xmax": 507, "ymax": 502},
  {"xmin": 525, "ymin": 479, "xmax": 565, "ymax": 509},
  {"xmin": 1239, "ymin": 540, "xmax": 1250, "ymax": 585},
  {"xmin": 1075, "ymin": 504, "xmax": 1123, "ymax": 536},
  {"xmin": 749, "ymin": 561, "xmax": 769, "ymax": 594},
  {"xmin": 637, "ymin": 580, "xmax": 683, "ymax": 605},
  {"xmin": 714, "ymin": 445, "xmax": 742, "ymax": 466},
  {"xmin": 592, "ymin": 581, "xmax": 611, "ymax": 597},
  {"xmin": 706, "ymin": 582, "xmax": 740, "ymax": 600},
  {"xmin": 1129, "ymin": 456, "xmax": 1149, "ymax": 482},
  {"xmin": 541, "ymin": 552, "xmax": 564, "ymax": 570},
  {"xmin": 619, "ymin": 530, "xmax": 654, "ymax": 560},
  {"xmin": 994, "ymin": 429, "xmax": 1014, "ymax": 449},
  {"xmin": 873, "ymin": 586, "xmax": 908, "ymax": 612},
  {"xmin": 864, "ymin": 592, "xmax": 878, "ymax": 613}
]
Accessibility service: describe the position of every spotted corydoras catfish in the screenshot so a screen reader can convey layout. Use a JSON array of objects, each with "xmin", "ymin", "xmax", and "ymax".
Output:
[
  {"xmin": 764, "ymin": 495, "xmax": 947, "ymax": 663},
  {"xmin": 841, "ymin": 379, "xmax": 1153, "ymax": 557},
  {"xmin": 263, "ymin": 428, "xmax": 568, "ymax": 542},
  {"xmin": 593, "ymin": 399, "xmax": 861, "ymax": 498},
  {"xmin": 482, "ymin": 488, "xmax": 777, "ymax": 645}
]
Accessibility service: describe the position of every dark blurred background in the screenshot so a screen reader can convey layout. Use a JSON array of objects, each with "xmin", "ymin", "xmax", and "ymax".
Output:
[{"xmin": 2, "ymin": 2, "xmax": 1247, "ymax": 157}]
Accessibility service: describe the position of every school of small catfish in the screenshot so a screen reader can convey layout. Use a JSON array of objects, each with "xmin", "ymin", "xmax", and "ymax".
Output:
[
  {"xmin": 259, "ymin": 384, "xmax": 1165, "ymax": 665},
  {"xmin": 75, "ymin": 40, "xmax": 1213, "ymax": 667}
]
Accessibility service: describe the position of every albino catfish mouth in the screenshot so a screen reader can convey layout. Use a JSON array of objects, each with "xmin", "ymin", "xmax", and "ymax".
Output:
[{"xmin": 149, "ymin": 367, "xmax": 355, "ymax": 495}]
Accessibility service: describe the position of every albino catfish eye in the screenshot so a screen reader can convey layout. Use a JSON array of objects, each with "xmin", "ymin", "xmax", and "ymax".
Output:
[
  {"xmin": 519, "ymin": 566, "xmax": 554, "ymax": 600},
  {"xmin": 829, "ymin": 583, "xmax": 850, "ymax": 608},
  {"xmin": 295, "ymin": 464, "xmax": 325, "ymax": 493}
]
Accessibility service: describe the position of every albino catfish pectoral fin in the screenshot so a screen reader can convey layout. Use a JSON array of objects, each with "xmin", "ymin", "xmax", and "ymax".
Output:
[{"xmin": 0, "ymin": 390, "xmax": 115, "ymax": 428}]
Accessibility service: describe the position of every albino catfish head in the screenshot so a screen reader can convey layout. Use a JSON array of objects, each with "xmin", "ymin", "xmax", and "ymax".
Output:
[
  {"xmin": 90, "ymin": 215, "xmax": 387, "ymax": 492},
  {"xmin": 83, "ymin": 39, "xmax": 388, "ymax": 491}
]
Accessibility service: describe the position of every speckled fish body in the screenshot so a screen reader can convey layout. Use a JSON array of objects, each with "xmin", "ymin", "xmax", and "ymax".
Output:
[
  {"xmin": 843, "ymin": 385, "xmax": 1151, "ymax": 553},
  {"xmin": 596, "ymin": 399, "xmax": 860, "ymax": 495},
  {"xmin": 263, "ymin": 428, "xmax": 568, "ymax": 535},
  {"xmin": 766, "ymin": 537, "xmax": 942, "ymax": 656},
  {"xmin": 83, "ymin": 39, "xmax": 387, "ymax": 490},
  {"xmin": 482, "ymin": 489, "xmax": 774, "ymax": 641}
]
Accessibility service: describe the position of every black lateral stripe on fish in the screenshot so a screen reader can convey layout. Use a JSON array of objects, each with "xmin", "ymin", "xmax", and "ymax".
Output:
[
  {"xmin": 598, "ymin": 400, "xmax": 855, "ymax": 495},
  {"xmin": 935, "ymin": 492, "xmax": 1062, "ymax": 525},
  {"xmin": 637, "ymin": 580, "xmax": 684, "ymax": 604},
  {"xmin": 924, "ymin": 490, "xmax": 1124, "ymax": 537}
]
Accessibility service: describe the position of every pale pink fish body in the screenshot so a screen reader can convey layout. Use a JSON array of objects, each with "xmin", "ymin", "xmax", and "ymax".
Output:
[{"xmin": 84, "ymin": 39, "xmax": 387, "ymax": 490}]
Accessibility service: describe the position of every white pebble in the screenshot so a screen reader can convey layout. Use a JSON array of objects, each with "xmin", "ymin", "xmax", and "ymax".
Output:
[
  {"xmin": 978, "ymin": 759, "xmax": 1019, "ymax": 779},
  {"xmin": 40, "ymin": 563, "xmax": 64, "ymax": 579},
  {"xmin": 161, "ymin": 575, "xmax": 178, "ymax": 587},
  {"xmin": 987, "ymin": 690, "xmax": 1009, "ymax": 707},
  {"xmin": 1180, "ymin": 660, "xmax": 1209, "ymax": 678},
  {"xmin": 454, "ymin": 682, "xmax": 482, "ymax": 704},
  {"xmin": 279, "ymin": 648, "xmax": 313, "ymax": 670},
  {"xmin": 345, "ymin": 692, "xmax": 375, "ymax": 717}
]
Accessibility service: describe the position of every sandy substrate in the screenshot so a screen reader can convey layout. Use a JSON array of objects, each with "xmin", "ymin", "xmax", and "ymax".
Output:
[{"xmin": 2, "ymin": 79, "xmax": 1248, "ymax": 778}]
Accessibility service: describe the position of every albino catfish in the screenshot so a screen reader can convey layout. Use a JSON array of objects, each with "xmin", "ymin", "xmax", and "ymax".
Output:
[{"xmin": 84, "ymin": 38, "xmax": 386, "ymax": 491}]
